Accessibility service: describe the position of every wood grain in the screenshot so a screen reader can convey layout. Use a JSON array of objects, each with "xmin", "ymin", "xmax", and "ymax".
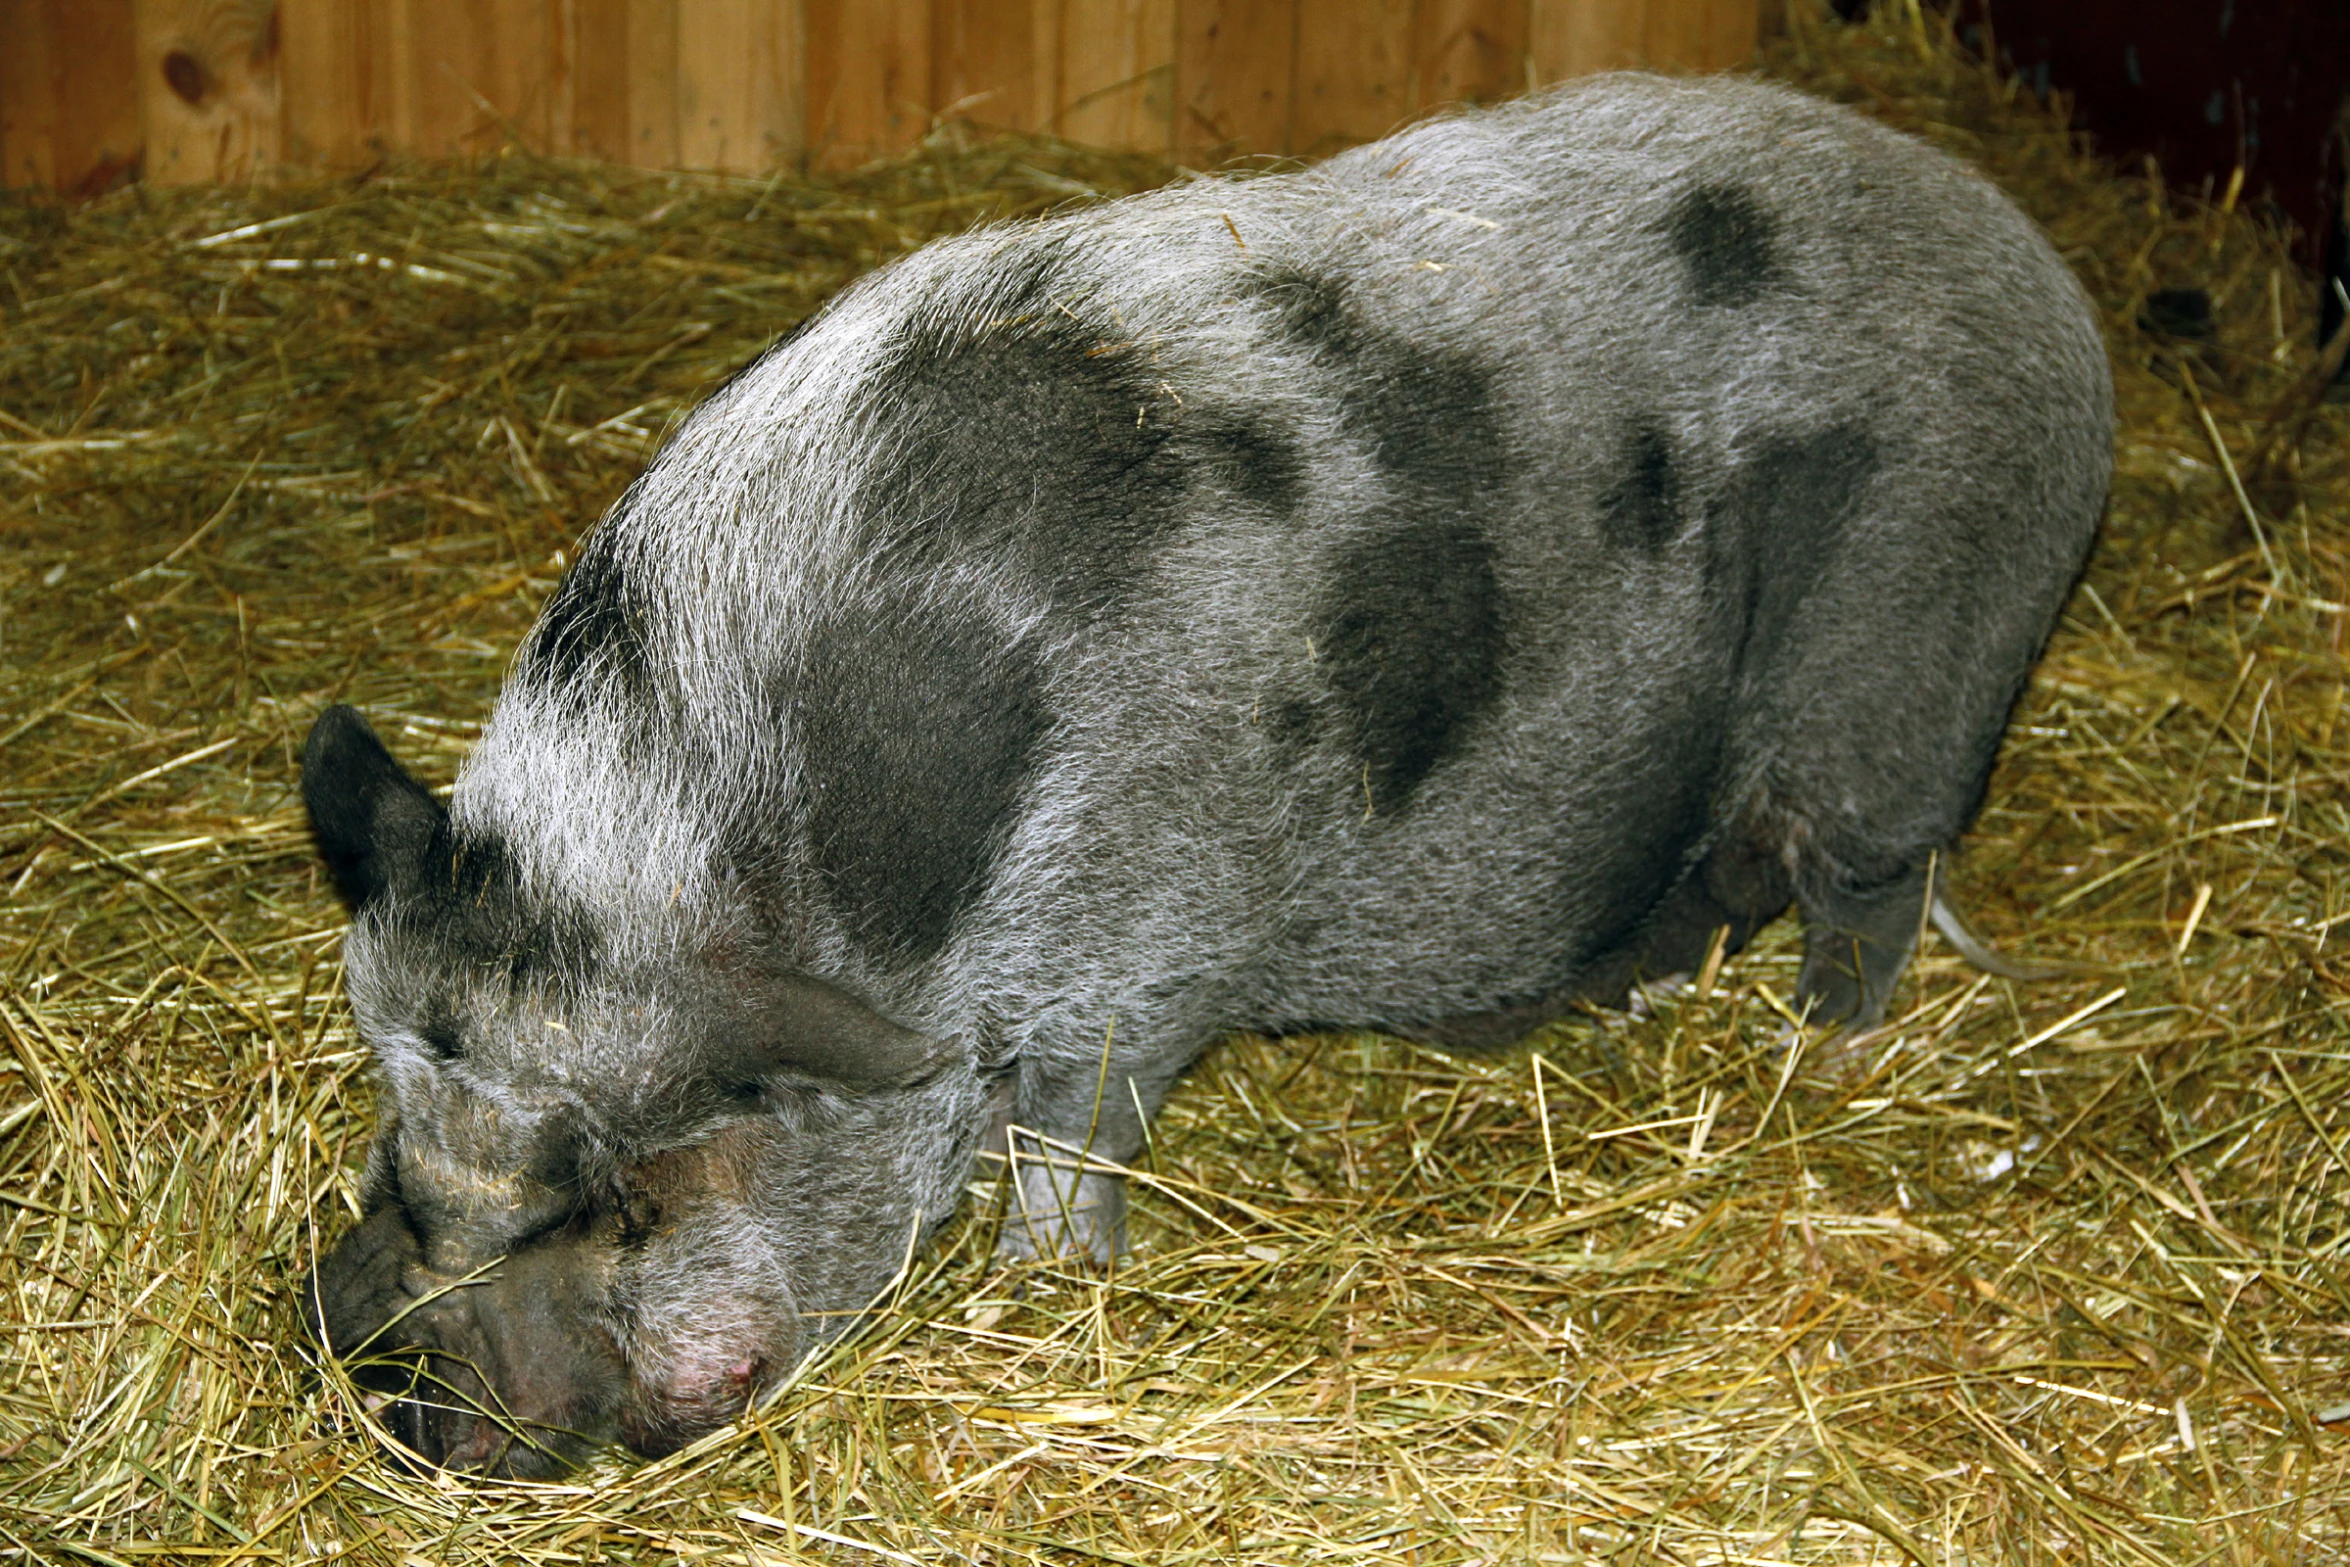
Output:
[
  {"xmin": 1531, "ymin": 0, "xmax": 1759, "ymax": 80},
  {"xmin": 1293, "ymin": 0, "xmax": 1413, "ymax": 156},
  {"xmin": 934, "ymin": 0, "xmax": 1038, "ymax": 132},
  {"xmin": 279, "ymin": 0, "xmax": 373, "ymax": 169},
  {"xmin": 1693, "ymin": 0, "xmax": 1762, "ymax": 70},
  {"xmin": 1054, "ymin": 0, "xmax": 1176, "ymax": 153},
  {"xmin": 1177, "ymin": 0, "xmax": 1297, "ymax": 161},
  {"xmin": 0, "ymin": 0, "xmax": 142, "ymax": 192},
  {"xmin": 675, "ymin": 0, "xmax": 800, "ymax": 170},
  {"xmin": 389, "ymin": 0, "xmax": 469, "ymax": 156},
  {"xmin": 11, "ymin": 0, "xmax": 1764, "ymax": 190},
  {"xmin": 1530, "ymin": 0, "xmax": 1643, "ymax": 81},
  {"xmin": 564, "ymin": 0, "xmax": 632, "ymax": 161},
  {"xmin": 409, "ymin": 0, "xmax": 561, "ymax": 157},
  {"xmin": 133, "ymin": 0, "xmax": 280, "ymax": 184},
  {"xmin": 805, "ymin": 0, "xmax": 932, "ymax": 166},
  {"xmin": 1412, "ymin": 0, "xmax": 1530, "ymax": 111},
  {"xmin": 619, "ymin": 0, "xmax": 682, "ymax": 169}
]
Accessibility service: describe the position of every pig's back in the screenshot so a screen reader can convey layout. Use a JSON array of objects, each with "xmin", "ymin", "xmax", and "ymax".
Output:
[{"xmin": 458, "ymin": 73, "xmax": 2110, "ymax": 1046}]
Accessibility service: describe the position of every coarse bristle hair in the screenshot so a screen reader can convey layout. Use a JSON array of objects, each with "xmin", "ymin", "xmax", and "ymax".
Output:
[{"xmin": 2, "ymin": 2, "xmax": 2345, "ymax": 1560}]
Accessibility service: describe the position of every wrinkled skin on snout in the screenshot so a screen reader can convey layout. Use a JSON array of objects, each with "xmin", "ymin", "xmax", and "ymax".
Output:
[
  {"xmin": 300, "ymin": 706, "xmax": 996, "ymax": 1476},
  {"xmin": 307, "ymin": 1205, "xmax": 629, "ymax": 1474}
]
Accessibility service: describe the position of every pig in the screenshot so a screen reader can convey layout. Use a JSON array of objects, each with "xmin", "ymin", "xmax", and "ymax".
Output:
[{"xmin": 298, "ymin": 71, "xmax": 2113, "ymax": 1475}]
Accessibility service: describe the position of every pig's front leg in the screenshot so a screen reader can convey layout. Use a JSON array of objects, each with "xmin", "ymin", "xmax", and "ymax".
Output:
[
  {"xmin": 991, "ymin": 1040, "xmax": 1190, "ymax": 1265},
  {"xmin": 1000, "ymin": 1136, "xmax": 1129, "ymax": 1265}
]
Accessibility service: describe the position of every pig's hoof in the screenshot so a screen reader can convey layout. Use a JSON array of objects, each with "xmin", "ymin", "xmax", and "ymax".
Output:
[{"xmin": 998, "ymin": 1165, "xmax": 1125, "ymax": 1266}]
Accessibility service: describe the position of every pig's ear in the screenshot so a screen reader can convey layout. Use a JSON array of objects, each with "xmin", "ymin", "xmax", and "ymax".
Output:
[
  {"xmin": 302, "ymin": 704, "xmax": 446, "ymax": 908},
  {"xmin": 752, "ymin": 973, "xmax": 958, "ymax": 1089}
]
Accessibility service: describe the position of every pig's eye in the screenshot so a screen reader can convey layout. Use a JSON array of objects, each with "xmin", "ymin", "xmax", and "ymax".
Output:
[
  {"xmin": 722, "ymin": 1077, "xmax": 765, "ymax": 1106},
  {"xmin": 610, "ymin": 1174, "xmax": 661, "ymax": 1243},
  {"xmin": 420, "ymin": 1019, "xmax": 463, "ymax": 1061},
  {"xmin": 508, "ymin": 1209, "xmax": 577, "ymax": 1252}
]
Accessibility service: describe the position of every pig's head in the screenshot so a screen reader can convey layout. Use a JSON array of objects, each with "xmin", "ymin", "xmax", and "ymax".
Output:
[{"xmin": 297, "ymin": 705, "xmax": 997, "ymax": 1475}]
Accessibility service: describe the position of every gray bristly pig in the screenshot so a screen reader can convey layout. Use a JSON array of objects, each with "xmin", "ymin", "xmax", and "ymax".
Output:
[{"xmin": 298, "ymin": 71, "xmax": 2112, "ymax": 1475}]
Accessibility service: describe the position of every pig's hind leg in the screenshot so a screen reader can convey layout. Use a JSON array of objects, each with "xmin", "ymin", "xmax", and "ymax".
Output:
[
  {"xmin": 1722, "ymin": 437, "xmax": 2079, "ymax": 1039},
  {"xmin": 1754, "ymin": 545, "xmax": 2044, "ymax": 1039},
  {"xmin": 1755, "ymin": 705, "xmax": 1972, "ymax": 1039},
  {"xmin": 1625, "ymin": 822, "xmax": 1935, "ymax": 1037},
  {"xmin": 1792, "ymin": 862, "xmax": 1932, "ymax": 1034},
  {"xmin": 1795, "ymin": 858, "xmax": 2068, "ymax": 1035}
]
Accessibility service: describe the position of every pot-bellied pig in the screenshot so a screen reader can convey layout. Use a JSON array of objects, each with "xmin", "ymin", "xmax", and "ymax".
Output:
[{"xmin": 299, "ymin": 72, "xmax": 2112, "ymax": 1474}]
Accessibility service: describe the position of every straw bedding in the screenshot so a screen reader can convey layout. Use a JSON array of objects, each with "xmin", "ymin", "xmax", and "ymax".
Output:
[{"xmin": 2, "ymin": 4, "xmax": 2345, "ymax": 1561}]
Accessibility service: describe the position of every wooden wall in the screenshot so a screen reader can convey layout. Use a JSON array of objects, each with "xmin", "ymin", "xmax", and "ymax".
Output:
[
  {"xmin": 2, "ymin": 0, "xmax": 1762, "ymax": 190},
  {"xmin": 1, "ymin": 0, "xmax": 142, "ymax": 193}
]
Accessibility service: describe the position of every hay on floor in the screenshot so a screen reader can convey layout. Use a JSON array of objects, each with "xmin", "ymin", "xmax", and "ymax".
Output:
[{"xmin": 2, "ymin": 3, "xmax": 2346, "ymax": 1561}]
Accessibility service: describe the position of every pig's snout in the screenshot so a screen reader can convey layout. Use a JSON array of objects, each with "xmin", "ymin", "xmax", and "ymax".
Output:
[{"xmin": 304, "ymin": 1206, "xmax": 628, "ymax": 1477}]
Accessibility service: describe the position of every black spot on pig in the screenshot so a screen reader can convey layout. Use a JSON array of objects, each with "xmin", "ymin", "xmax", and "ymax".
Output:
[
  {"xmin": 1252, "ymin": 268, "xmax": 1510, "ymax": 516},
  {"xmin": 1253, "ymin": 268, "xmax": 1355, "ymax": 358},
  {"xmin": 1196, "ymin": 418, "xmax": 1305, "ymax": 516},
  {"xmin": 420, "ymin": 1012, "xmax": 464, "ymax": 1062},
  {"xmin": 412, "ymin": 824, "xmax": 599, "ymax": 987},
  {"xmin": 1346, "ymin": 347, "xmax": 1507, "ymax": 508},
  {"xmin": 796, "ymin": 594, "xmax": 1051, "ymax": 961},
  {"xmin": 1262, "ymin": 276, "xmax": 1518, "ymax": 791},
  {"xmin": 1723, "ymin": 423, "xmax": 1881, "ymax": 668},
  {"xmin": 1320, "ymin": 521, "xmax": 1504, "ymax": 812},
  {"xmin": 864, "ymin": 274, "xmax": 1191, "ymax": 617},
  {"xmin": 1601, "ymin": 422, "xmax": 1682, "ymax": 553},
  {"xmin": 1666, "ymin": 183, "xmax": 1782, "ymax": 308},
  {"xmin": 517, "ymin": 521, "xmax": 649, "ymax": 698}
]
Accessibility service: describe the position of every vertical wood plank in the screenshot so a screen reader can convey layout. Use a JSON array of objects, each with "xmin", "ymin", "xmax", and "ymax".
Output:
[
  {"xmin": 1176, "ymin": 0, "xmax": 1296, "ymax": 162},
  {"xmin": 1292, "ymin": 0, "xmax": 1413, "ymax": 155},
  {"xmin": 564, "ymin": 0, "xmax": 633, "ymax": 161},
  {"xmin": 280, "ymin": 1, "xmax": 357, "ymax": 168},
  {"xmin": 394, "ymin": 0, "xmax": 469, "ymax": 155},
  {"xmin": 1529, "ymin": 0, "xmax": 1643, "ymax": 82},
  {"xmin": 0, "ymin": 0, "xmax": 62, "ymax": 186},
  {"xmin": 1638, "ymin": 0, "xmax": 1760, "ymax": 73},
  {"xmin": 0, "ymin": 0, "xmax": 141, "ymax": 192},
  {"xmin": 16, "ymin": 0, "xmax": 1766, "ymax": 188},
  {"xmin": 1029, "ymin": 0, "xmax": 1062, "ymax": 133},
  {"xmin": 371, "ymin": 0, "xmax": 415, "ymax": 154},
  {"xmin": 1634, "ymin": 0, "xmax": 1694, "ymax": 74},
  {"xmin": 675, "ymin": 0, "xmax": 801, "ymax": 170},
  {"xmin": 1412, "ymin": 0, "xmax": 1528, "ymax": 111},
  {"xmin": 933, "ymin": 0, "xmax": 1036, "ymax": 131},
  {"xmin": 1530, "ymin": 0, "xmax": 1758, "ymax": 83},
  {"xmin": 1055, "ymin": 0, "xmax": 1175, "ymax": 152},
  {"xmin": 133, "ymin": 0, "xmax": 282, "ymax": 184},
  {"xmin": 381, "ymin": 0, "xmax": 559, "ymax": 159},
  {"xmin": 804, "ymin": 0, "xmax": 931, "ymax": 165},
  {"xmin": 620, "ymin": 0, "xmax": 681, "ymax": 168},
  {"xmin": 1690, "ymin": 0, "xmax": 1761, "ymax": 71},
  {"xmin": 485, "ymin": 0, "xmax": 561, "ymax": 154}
]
